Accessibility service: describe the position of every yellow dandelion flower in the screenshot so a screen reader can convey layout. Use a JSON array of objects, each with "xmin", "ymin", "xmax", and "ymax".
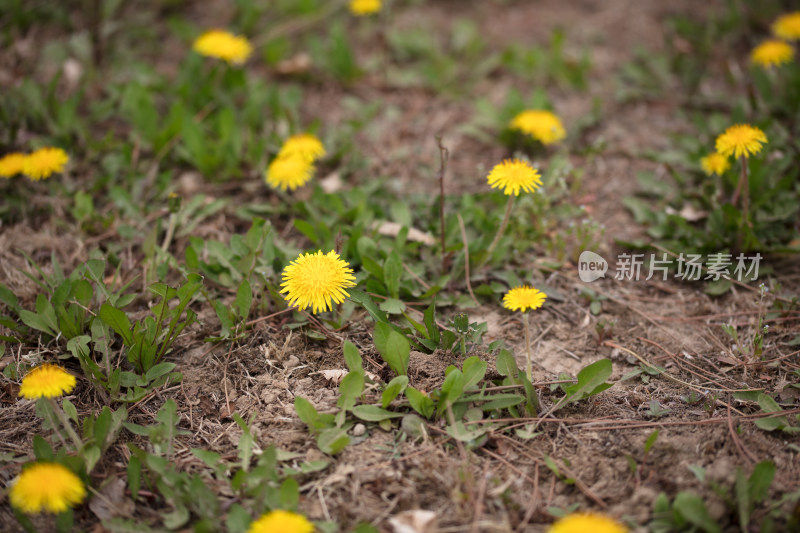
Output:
[
  {"xmin": 280, "ymin": 250, "xmax": 357, "ymax": 314},
  {"xmin": 193, "ymin": 30, "xmax": 253, "ymax": 65},
  {"xmin": 22, "ymin": 147, "xmax": 69, "ymax": 181},
  {"xmin": 349, "ymin": 0, "xmax": 381, "ymax": 16},
  {"xmin": 0, "ymin": 152, "xmax": 26, "ymax": 178},
  {"xmin": 548, "ymin": 512, "xmax": 628, "ymax": 533},
  {"xmin": 487, "ymin": 159, "xmax": 542, "ymax": 196},
  {"xmin": 248, "ymin": 510, "xmax": 314, "ymax": 533},
  {"xmin": 715, "ymin": 124, "xmax": 768, "ymax": 159},
  {"xmin": 18, "ymin": 364, "xmax": 76, "ymax": 399},
  {"xmin": 10, "ymin": 462, "xmax": 86, "ymax": 514},
  {"xmin": 266, "ymin": 156, "xmax": 316, "ymax": 191},
  {"xmin": 750, "ymin": 40, "xmax": 795, "ymax": 68},
  {"xmin": 509, "ymin": 109, "xmax": 566, "ymax": 145},
  {"xmin": 772, "ymin": 12, "xmax": 800, "ymax": 41},
  {"xmin": 503, "ymin": 286, "xmax": 547, "ymax": 313},
  {"xmin": 278, "ymin": 134, "xmax": 326, "ymax": 162},
  {"xmin": 700, "ymin": 152, "xmax": 731, "ymax": 176}
]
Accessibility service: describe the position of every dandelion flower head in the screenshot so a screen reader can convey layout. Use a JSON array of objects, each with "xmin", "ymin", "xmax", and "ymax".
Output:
[
  {"xmin": 22, "ymin": 147, "xmax": 69, "ymax": 181},
  {"xmin": 487, "ymin": 159, "xmax": 542, "ymax": 196},
  {"xmin": 772, "ymin": 12, "xmax": 800, "ymax": 41},
  {"xmin": 509, "ymin": 109, "xmax": 566, "ymax": 145},
  {"xmin": 10, "ymin": 462, "xmax": 86, "ymax": 514},
  {"xmin": 700, "ymin": 152, "xmax": 731, "ymax": 176},
  {"xmin": 19, "ymin": 364, "xmax": 76, "ymax": 399},
  {"xmin": 193, "ymin": 30, "xmax": 253, "ymax": 65},
  {"xmin": 349, "ymin": 0, "xmax": 381, "ymax": 16},
  {"xmin": 750, "ymin": 40, "xmax": 795, "ymax": 68},
  {"xmin": 248, "ymin": 510, "xmax": 314, "ymax": 533},
  {"xmin": 278, "ymin": 134, "xmax": 326, "ymax": 162},
  {"xmin": 266, "ymin": 156, "xmax": 316, "ymax": 191},
  {"xmin": 280, "ymin": 250, "xmax": 357, "ymax": 314},
  {"xmin": 0, "ymin": 152, "xmax": 26, "ymax": 178},
  {"xmin": 548, "ymin": 512, "xmax": 628, "ymax": 533},
  {"xmin": 503, "ymin": 286, "xmax": 547, "ymax": 313},
  {"xmin": 715, "ymin": 124, "xmax": 768, "ymax": 159}
]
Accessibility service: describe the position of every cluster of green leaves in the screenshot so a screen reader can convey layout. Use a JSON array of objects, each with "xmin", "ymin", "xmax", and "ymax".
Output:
[
  {"xmin": 295, "ymin": 317, "xmax": 616, "ymax": 453},
  {"xmin": 623, "ymin": 113, "xmax": 799, "ymax": 254},
  {"xmin": 0, "ymin": 257, "xmax": 202, "ymax": 402},
  {"xmin": 733, "ymin": 390, "xmax": 800, "ymax": 435},
  {"xmin": 13, "ymin": 402, "xmax": 128, "ymax": 533},
  {"xmin": 89, "ymin": 274, "xmax": 201, "ymax": 401},
  {"xmin": 620, "ymin": 3, "xmax": 800, "ymax": 256},
  {"xmin": 121, "ymin": 400, "xmax": 337, "ymax": 532},
  {"xmin": 0, "ymin": 256, "xmax": 133, "ymax": 345},
  {"xmin": 501, "ymin": 29, "xmax": 591, "ymax": 90},
  {"xmin": 651, "ymin": 461, "xmax": 779, "ymax": 533}
]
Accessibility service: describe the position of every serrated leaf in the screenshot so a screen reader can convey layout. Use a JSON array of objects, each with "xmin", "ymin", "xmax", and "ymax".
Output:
[
  {"xmin": 98, "ymin": 303, "xmax": 133, "ymax": 346},
  {"xmin": 462, "ymin": 356, "xmax": 487, "ymax": 390},
  {"xmin": 481, "ymin": 394, "xmax": 525, "ymax": 411},
  {"xmin": 349, "ymin": 289, "xmax": 389, "ymax": 324},
  {"xmin": 645, "ymin": 429, "xmax": 659, "ymax": 454},
  {"xmin": 495, "ymin": 349, "xmax": 517, "ymax": 377},
  {"xmin": 373, "ymin": 322, "xmax": 410, "ymax": 376},
  {"xmin": 379, "ymin": 297, "xmax": 406, "ymax": 315},
  {"xmin": 423, "ymin": 301, "xmax": 440, "ymax": 345},
  {"xmin": 18, "ymin": 309, "xmax": 58, "ymax": 337},
  {"xmin": 381, "ymin": 375, "xmax": 409, "ymax": 408},
  {"xmin": 352, "ymin": 405, "xmax": 404, "ymax": 422},
  {"xmin": 748, "ymin": 461, "xmax": 775, "ymax": 505},
  {"xmin": 446, "ymin": 421, "xmax": 487, "ymax": 442},
  {"xmin": 235, "ymin": 279, "xmax": 252, "ymax": 320},
  {"xmin": 405, "ymin": 387, "xmax": 434, "ymax": 419},
  {"xmin": 60, "ymin": 399, "xmax": 78, "ymax": 425},
  {"xmin": 754, "ymin": 393, "xmax": 790, "ymax": 431},
  {"xmin": 437, "ymin": 368, "xmax": 465, "ymax": 416},
  {"xmin": 564, "ymin": 358, "xmax": 613, "ymax": 404},
  {"xmin": 337, "ymin": 371, "xmax": 364, "ymax": 413},
  {"xmin": 383, "ymin": 252, "xmax": 402, "ymax": 298},
  {"xmin": 673, "ymin": 491, "xmax": 721, "ymax": 533},
  {"xmin": 294, "ymin": 396, "xmax": 320, "ymax": 431},
  {"xmin": 317, "ymin": 427, "xmax": 349, "ymax": 455},
  {"xmin": 705, "ymin": 279, "xmax": 732, "ymax": 296},
  {"xmin": 343, "ymin": 340, "xmax": 363, "ymax": 374},
  {"xmin": 145, "ymin": 362, "xmax": 176, "ymax": 383}
]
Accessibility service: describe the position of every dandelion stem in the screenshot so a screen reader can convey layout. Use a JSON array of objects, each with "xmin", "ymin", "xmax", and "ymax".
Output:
[
  {"xmin": 523, "ymin": 312, "xmax": 532, "ymax": 382},
  {"xmin": 741, "ymin": 155, "xmax": 750, "ymax": 227},
  {"xmin": 486, "ymin": 195, "xmax": 515, "ymax": 260},
  {"xmin": 733, "ymin": 155, "xmax": 751, "ymax": 250},
  {"xmin": 436, "ymin": 137, "xmax": 449, "ymax": 271},
  {"xmin": 160, "ymin": 213, "xmax": 177, "ymax": 252},
  {"xmin": 457, "ymin": 214, "xmax": 478, "ymax": 306},
  {"xmin": 46, "ymin": 398, "xmax": 83, "ymax": 452},
  {"xmin": 40, "ymin": 399, "xmax": 68, "ymax": 449}
]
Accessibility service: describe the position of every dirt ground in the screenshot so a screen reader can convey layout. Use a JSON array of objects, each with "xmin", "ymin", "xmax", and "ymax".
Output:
[{"xmin": 1, "ymin": 1, "xmax": 799, "ymax": 532}]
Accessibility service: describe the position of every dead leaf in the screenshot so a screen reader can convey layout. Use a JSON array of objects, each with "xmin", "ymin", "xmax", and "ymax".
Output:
[
  {"xmin": 319, "ymin": 172, "xmax": 343, "ymax": 194},
  {"xmin": 89, "ymin": 477, "xmax": 134, "ymax": 521},
  {"xmin": 276, "ymin": 52, "xmax": 312, "ymax": 75},
  {"xmin": 389, "ymin": 509, "xmax": 438, "ymax": 533},
  {"xmin": 665, "ymin": 204, "xmax": 707, "ymax": 222},
  {"xmin": 716, "ymin": 355, "xmax": 740, "ymax": 366},
  {"xmin": 317, "ymin": 369, "xmax": 348, "ymax": 384},
  {"xmin": 372, "ymin": 221, "xmax": 437, "ymax": 246},
  {"xmin": 62, "ymin": 58, "xmax": 83, "ymax": 91},
  {"xmin": 316, "ymin": 369, "xmax": 379, "ymax": 384}
]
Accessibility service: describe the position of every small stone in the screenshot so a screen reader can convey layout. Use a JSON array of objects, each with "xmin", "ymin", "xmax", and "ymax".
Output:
[
  {"xmin": 352, "ymin": 423, "xmax": 366, "ymax": 436},
  {"xmin": 283, "ymin": 355, "xmax": 300, "ymax": 369}
]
